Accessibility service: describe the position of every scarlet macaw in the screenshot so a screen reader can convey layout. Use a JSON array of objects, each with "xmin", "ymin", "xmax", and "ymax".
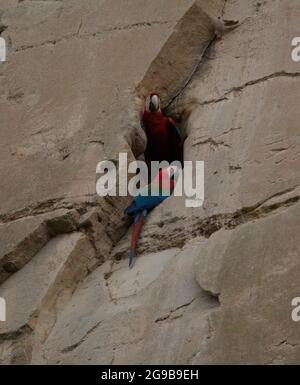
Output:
[{"xmin": 124, "ymin": 166, "xmax": 178, "ymax": 267}]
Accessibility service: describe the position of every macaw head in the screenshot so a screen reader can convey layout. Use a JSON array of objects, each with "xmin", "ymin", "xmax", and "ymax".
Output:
[{"xmin": 145, "ymin": 93, "xmax": 161, "ymax": 113}]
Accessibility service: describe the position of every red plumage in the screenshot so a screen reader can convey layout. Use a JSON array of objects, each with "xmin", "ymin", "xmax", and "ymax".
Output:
[
  {"xmin": 130, "ymin": 214, "xmax": 144, "ymax": 256},
  {"xmin": 143, "ymin": 108, "xmax": 183, "ymax": 166}
]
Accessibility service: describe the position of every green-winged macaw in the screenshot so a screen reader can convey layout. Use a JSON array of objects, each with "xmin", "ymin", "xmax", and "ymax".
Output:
[
  {"xmin": 124, "ymin": 166, "xmax": 178, "ymax": 267},
  {"xmin": 143, "ymin": 93, "xmax": 183, "ymax": 166}
]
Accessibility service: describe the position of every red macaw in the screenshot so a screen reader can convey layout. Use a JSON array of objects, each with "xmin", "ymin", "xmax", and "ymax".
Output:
[{"xmin": 142, "ymin": 93, "xmax": 183, "ymax": 167}]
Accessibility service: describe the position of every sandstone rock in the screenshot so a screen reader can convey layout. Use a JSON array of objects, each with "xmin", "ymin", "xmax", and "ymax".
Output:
[
  {"xmin": 0, "ymin": 232, "xmax": 96, "ymax": 364},
  {"xmin": 108, "ymin": 248, "xmax": 180, "ymax": 300},
  {"xmin": 136, "ymin": 0, "xmax": 224, "ymax": 106},
  {"xmin": 0, "ymin": 0, "xmax": 300, "ymax": 366},
  {"xmin": 78, "ymin": 207, "xmax": 113, "ymax": 261},
  {"xmin": 0, "ymin": 209, "xmax": 79, "ymax": 284},
  {"xmin": 194, "ymin": 202, "xmax": 300, "ymax": 364},
  {"xmin": 0, "ymin": 0, "xmax": 195, "ymax": 217},
  {"xmin": 30, "ymin": 244, "xmax": 217, "ymax": 364},
  {"xmin": 45, "ymin": 209, "xmax": 80, "ymax": 235},
  {"xmin": 0, "ymin": 216, "xmax": 49, "ymax": 283},
  {"xmin": 128, "ymin": 0, "xmax": 300, "ymax": 257}
]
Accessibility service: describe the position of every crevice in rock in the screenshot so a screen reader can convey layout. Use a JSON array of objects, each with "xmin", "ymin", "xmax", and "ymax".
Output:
[
  {"xmin": 197, "ymin": 71, "xmax": 300, "ymax": 107},
  {"xmin": 164, "ymin": 37, "xmax": 217, "ymax": 113},
  {"xmin": 155, "ymin": 289, "xmax": 220, "ymax": 325},
  {"xmin": 155, "ymin": 298, "xmax": 197, "ymax": 323},
  {"xmin": 114, "ymin": 188, "xmax": 300, "ymax": 260},
  {"xmin": 216, "ymin": 126, "xmax": 242, "ymax": 138},
  {"xmin": 103, "ymin": 20, "xmax": 173, "ymax": 33},
  {"xmin": 0, "ymin": 25, "xmax": 8, "ymax": 36},
  {"xmin": 192, "ymin": 137, "xmax": 231, "ymax": 149},
  {"xmin": 201, "ymin": 288, "xmax": 221, "ymax": 306},
  {"xmin": 60, "ymin": 320, "xmax": 103, "ymax": 354},
  {"xmin": 224, "ymin": 71, "xmax": 300, "ymax": 93},
  {"xmin": 0, "ymin": 324, "xmax": 34, "ymax": 365},
  {"xmin": 94, "ymin": 335, "xmax": 145, "ymax": 353},
  {"xmin": 0, "ymin": 196, "xmax": 125, "ymax": 226},
  {"xmin": 135, "ymin": 2, "xmax": 221, "ymax": 109},
  {"xmin": 0, "ymin": 324, "xmax": 33, "ymax": 344},
  {"xmin": 13, "ymin": 19, "xmax": 173, "ymax": 53},
  {"xmin": 274, "ymin": 340, "xmax": 298, "ymax": 348},
  {"xmin": 0, "ymin": 198, "xmax": 70, "ymax": 224}
]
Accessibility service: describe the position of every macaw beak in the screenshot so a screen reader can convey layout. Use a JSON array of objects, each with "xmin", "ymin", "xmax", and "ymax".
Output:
[
  {"xmin": 149, "ymin": 100, "xmax": 156, "ymax": 112},
  {"xmin": 148, "ymin": 94, "xmax": 160, "ymax": 112}
]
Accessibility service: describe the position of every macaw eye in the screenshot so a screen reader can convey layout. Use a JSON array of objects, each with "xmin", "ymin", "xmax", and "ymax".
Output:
[{"xmin": 145, "ymin": 96, "xmax": 151, "ymax": 110}]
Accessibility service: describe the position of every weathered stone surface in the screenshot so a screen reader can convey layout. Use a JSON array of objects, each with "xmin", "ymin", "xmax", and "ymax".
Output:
[
  {"xmin": 0, "ymin": 232, "xmax": 96, "ymax": 364},
  {"xmin": 0, "ymin": 0, "xmax": 195, "ymax": 216},
  {"xmin": 125, "ymin": 0, "xmax": 300, "ymax": 256},
  {"xmin": 136, "ymin": 0, "xmax": 224, "ymax": 106},
  {"xmin": 30, "ymin": 244, "xmax": 217, "ymax": 364},
  {"xmin": 0, "ymin": 232, "xmax": 95, "ymax": 334},
  {"xmin": 194, "ymin": 202, "xmax": 300, "ymax": 364},
  {"xmin": 0, "ymin": 209, "xmax": 79, "ymax": 284},
  {"xmin": 0, "ymin": 0, "xmax": 300, "ymax": 365}
]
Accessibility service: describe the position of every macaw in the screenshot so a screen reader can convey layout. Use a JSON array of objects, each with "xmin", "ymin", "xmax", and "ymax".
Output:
[
  {"xmin": 124, "ymin": 166, "xmax": 178, "ymax": 268},
  {"xmin": 143, "ymin": 93, "xmax": 183, "ymax": 167}
]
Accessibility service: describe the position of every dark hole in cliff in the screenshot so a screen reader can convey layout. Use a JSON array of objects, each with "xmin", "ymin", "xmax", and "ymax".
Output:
[
  {"xmin": 0, "ymin": 25, "xmax": 7, "ymax": 35},
  {"xmin": 104, "ymin": 271, "xmax": 113, "ymax": 280},
  {"xmin": 3, "ymin": 261, "xmax": 18, "ymax": 274}
]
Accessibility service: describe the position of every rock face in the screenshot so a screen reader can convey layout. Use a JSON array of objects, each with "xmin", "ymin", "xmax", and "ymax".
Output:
[
  {"xmin": 194, "ymin": 202, "xmax": 300, "ymax": 364},
  {"xmin": 0, "ymin": 0, "xmax": 300, "ymax": 364}
]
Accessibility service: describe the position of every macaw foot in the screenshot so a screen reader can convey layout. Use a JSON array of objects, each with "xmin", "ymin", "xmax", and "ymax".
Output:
[{"xmin": 128, "ymin": 250, "xmax": 135, "ymax": 269}]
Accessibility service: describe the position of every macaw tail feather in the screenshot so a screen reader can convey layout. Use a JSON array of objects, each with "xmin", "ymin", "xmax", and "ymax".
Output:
[
  {"xmin": 128, "ymin": 212, "xmax": 145, "ymax": 268},
  {"xmin": 124, "ymin": 201, "xmax": 135, "ymax": 215},
  {"xmin": 128, "ymin": 250, "xmax": 135, "ymax": 268}
]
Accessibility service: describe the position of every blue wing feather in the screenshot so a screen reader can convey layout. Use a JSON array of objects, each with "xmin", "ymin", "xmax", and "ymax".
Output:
[{"xmin": 125, "ymin": 194, "xmax": 167, "ymax": 216}]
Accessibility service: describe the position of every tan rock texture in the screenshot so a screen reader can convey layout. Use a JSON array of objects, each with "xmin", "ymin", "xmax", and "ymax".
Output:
[{"xmin": 0, "ymin": 0, "xmax": 299, "ymax": 364}]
